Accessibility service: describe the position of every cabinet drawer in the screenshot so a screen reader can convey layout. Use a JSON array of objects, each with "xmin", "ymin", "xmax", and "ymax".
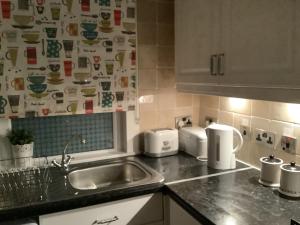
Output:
[{"xmin": 40, "ymin": 193, "xmax": 163, "ymax": 225}]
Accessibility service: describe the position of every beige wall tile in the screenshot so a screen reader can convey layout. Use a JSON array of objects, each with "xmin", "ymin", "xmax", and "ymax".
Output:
[
  {"xmin": 233, "ymin": 114, "xmax": 251, "ymax": 129},
  {"xmin": 157, "ymin": 109, "xmax": 175, "ymax": 128},
  {"xmin": 137, "ymin": 0, "xmax": 157, "ymax": 23},
  {"xmin": 157, "ymin": 46, "xmax": 174, "ymax": 68},
  {"xmin": 137, "ymin": 23, "xmax": 157, "ymax": 45},
  {"xmin": 192, "ymin": 95, "xmax": 201, "ymax": 108},
  {"xmin": 220, "ymin": 97, "xmax": 251, "ymax": 115},
  {"xmin": 252, "ymin": 100, "xmax": 272, "ymax": 118},
  {"xmin": 138, "ymin": 45, "xmax": 157, "ymax": 69},
  {"xmin": 157, "ymin": 89, "xmax": 176, "ymax": 110},
  {"xmin": 176, "ymin": 93, "xmax": 193, "ymax": 107},
  {"xmin": 291, "ymin": 124, "xmax": 300, "ymax": 155},
  {"xmin": 251, "ymin": 116, "xmax": 270, "ymax": 131},
  {"xmin": 139, "ymin": 110, "xmax": 158, "ymax": 132},
  {"xmin": 139, "ymin": 69, "xmax": 157, "ymax": 89},
  {"xmin": 199, "ymin": 107, "xmax": 218, "ymax": 127},
  {"xmin": 192, "ymin": 107, "xmax": 200, "ymax": 126},
  {"xmin": 271, "ymin": 102, "xmax": 300, "ymax": 124},
  {"xmin": 218, "ymin": 111, "xmax": 234, "ymax": 126},
  {"xmin": 199, "ymin": 95, "xmax": 219, "ymax": 109},
  {"xmin": 157, "ymin": 68, "xmax": 175, "ymax": 89},
  {"xmin": 175, "ymin": 107, "xmax": 193, "ymax": 117}
]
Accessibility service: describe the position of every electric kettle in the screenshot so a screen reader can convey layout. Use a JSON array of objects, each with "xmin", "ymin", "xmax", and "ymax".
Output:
[{"xmin": 206, "ymin": 123, "xmax": 243, "ymax": 170}]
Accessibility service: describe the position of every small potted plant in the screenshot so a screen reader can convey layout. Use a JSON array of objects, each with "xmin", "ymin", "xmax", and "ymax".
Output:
[{"xmin": 7, "ymin": 129, "xmax": 34, "ymax": 161}]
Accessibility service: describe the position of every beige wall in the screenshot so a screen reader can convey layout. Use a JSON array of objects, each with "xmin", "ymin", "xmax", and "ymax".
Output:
[
  {"xmin": 198, "ymin": 95, "xmax": 300, "ymax": 167},
  {"xmin": 137, "ymin": 0, "xmax": 200, "ymax": 132}
]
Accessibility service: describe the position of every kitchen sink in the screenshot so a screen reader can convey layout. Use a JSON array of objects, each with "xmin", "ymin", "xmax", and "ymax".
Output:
[{"xmin": 68, "ymin": 158, "xmax": 163, "ymax": 190}]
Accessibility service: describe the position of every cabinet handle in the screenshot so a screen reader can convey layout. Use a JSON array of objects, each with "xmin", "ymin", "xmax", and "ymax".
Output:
[
  {"xmin": 92, "ymin": 216, "xmax": 119, "ymax": 225},
  {"xmin": 210, "ymin": 55, "xmax": 218, "ymax": 76},
  {"xmin": 218, "ymin": 53, "xmax": 225, "ymax": 76}
]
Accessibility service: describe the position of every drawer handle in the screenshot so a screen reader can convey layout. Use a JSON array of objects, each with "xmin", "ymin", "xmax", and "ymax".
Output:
[
  {"xmin": 210, "ymin": 55, "xmax": 218, "ymax": 76},
  {"xmin": 92, "ymin": 216, "xmax": 119, "ymax": 225},
  {"xmin": 218, "ymin": 53, "xmax": 225, "ymax": 76}
]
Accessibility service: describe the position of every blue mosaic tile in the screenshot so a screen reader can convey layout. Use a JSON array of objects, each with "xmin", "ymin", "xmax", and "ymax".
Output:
[{"xmin": 11, "ymin": 113, "xmax": 114, "ymax": 157}]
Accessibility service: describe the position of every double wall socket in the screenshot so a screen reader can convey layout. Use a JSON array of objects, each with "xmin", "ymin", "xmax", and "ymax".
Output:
[
  {"xmin": 175, "ymin": 115, "xmax": 192, "ymax": 129},
  {"xmin": 254, "ymin": 128, "xmax": 275, "ymax": 149}
]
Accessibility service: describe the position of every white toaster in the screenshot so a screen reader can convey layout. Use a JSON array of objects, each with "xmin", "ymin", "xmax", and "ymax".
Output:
[
  {"xmin": 144, "ymin": 128, "xmax": 178, "ymax": 157},
  {"xmin": 179, "ymin": 127, "xmax": 207, "ymax": 160}
]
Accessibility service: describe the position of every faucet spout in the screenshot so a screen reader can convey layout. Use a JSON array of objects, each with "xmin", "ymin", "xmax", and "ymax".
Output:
[{"xmin": 52, "ymin": 134, "xmax": 86, "ymax": 173}]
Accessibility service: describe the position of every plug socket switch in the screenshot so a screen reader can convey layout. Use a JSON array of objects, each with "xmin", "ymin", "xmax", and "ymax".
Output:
[
  {"xmin": 254, "ymin": 128, "xmax": 265, "ymax": 144},
  {"xmin": 240, "ymin": 125, "xmax": 251, "ymax": 140},
  {"xmin": 281, "ymin": 135, "xmax": 297, "ymax": 154},
  {"xmin": 264, "ymin": 132, "xmax": 275, "ymax": 149}
]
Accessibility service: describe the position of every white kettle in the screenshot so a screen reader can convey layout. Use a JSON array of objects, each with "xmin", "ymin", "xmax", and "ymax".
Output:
[{"xmin": 206, "ymin": 123, "xmax": 243, "ymax": 170}]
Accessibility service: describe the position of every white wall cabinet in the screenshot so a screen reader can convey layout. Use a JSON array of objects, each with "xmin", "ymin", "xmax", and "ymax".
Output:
[
  {"xmin": 39, "ymin": 194, "xmax": 163, "ymax": 225},
  {"xmin": 175, "ymin": 0, "xmax": 221, "ymax": 84},
  {"xmin": 176, "ymin": 0, "xmax": 300, "ymax": 102}
]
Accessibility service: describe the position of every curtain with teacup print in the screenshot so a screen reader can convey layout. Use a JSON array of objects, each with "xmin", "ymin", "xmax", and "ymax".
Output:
[{"xmin": 0, "ymin": 0, "xmax": 137, "ymax": 118}]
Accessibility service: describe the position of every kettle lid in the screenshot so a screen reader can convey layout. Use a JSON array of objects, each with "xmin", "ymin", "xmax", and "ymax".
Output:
[{"xmin": 207, "ymin": 123, "xmax": 234, "ymax": 131}]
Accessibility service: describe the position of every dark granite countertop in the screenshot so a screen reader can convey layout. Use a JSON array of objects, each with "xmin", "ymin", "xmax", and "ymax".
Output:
[
  {"xmin": 0, "ymin": 157, "xmax": 164, "ymax": 222},
  {"xmin": 1, "ymin": 152, "xmax": 299, "ymax": 225},
  {"xmin": 138, "ymin": 152, "xmax": 248, "ymax": 183},
  {"xmin": 166, "ymin": 168, "xmax": 300, "ymax": 225}
]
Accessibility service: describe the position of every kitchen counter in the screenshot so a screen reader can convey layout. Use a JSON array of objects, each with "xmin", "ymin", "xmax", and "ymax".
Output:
[
  {"xmin": 1, "ymin": 152, "xmax": 299, "ymax": 225},
  {"xmin": 166, "ymin": 168, "xmax": 300, "ymax": 225},
  {"xmin": 0, "ymin": 157, "xmax": 164, "ymax": 222},
  {"xmin": 138, "ymin": 152, "xmax": 248, "ymax": 183}
]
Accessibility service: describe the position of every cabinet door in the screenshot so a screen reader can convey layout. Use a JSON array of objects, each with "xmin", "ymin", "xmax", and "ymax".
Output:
[
  {"xmin": 169, "ymin": 199, "xmax": 202, "ymax": 225},
  {"xmin": 175, "ymin": 0, "xmax": 221, "ymax": 84},
  {"xmin": 222, "ymin": 0, "xmax": 295, "ymax": 87},
  {"xmin": 39, "ymin": 194, "xmax": 163, "ymax": 225}
]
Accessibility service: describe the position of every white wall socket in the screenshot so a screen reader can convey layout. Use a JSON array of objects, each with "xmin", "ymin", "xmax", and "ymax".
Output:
[
  {"xmin": 264, "ymin": 131, "xmax": 275, "ymax": 149},
  {"xmin": 240, "ymin": 125, "xmax": 251, "ymax": 140},
  {"xmin": 175, "ymin": 115, "xmax": 192, "ymax": 129},
  {"xmin": 281, "ymin": 135, "xmax": 297, "ymax": 154},
  {"xmin": 254, "ymin": 128, "xmax": 275, "ymax": 149},
  {"xmin": 254, "ymin": 128, "xmax": 265, "ymax": 144}
]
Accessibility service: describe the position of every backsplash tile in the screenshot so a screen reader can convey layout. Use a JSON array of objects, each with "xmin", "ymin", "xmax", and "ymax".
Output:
[
  {"xmin": 137, "ymin": 0, "xmax": 200, "ymax": 134},
  {"xmin": 198, "ymin": 95, "xmax": 300, "ymax": 167},
  {"xmin": 11, "ymin": 113, "xmax": 113, "ymax": 157}
]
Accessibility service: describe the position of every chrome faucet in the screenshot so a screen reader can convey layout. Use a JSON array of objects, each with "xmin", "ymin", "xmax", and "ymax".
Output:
[{"xmin": 52, "ymin": 134, "xmax": 86, "ymax": 172}]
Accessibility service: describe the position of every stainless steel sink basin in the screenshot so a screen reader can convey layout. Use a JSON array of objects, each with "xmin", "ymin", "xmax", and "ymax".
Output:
[{"xmin": 68, "ymin": 158, "xmax": 163, "ymax": 191}]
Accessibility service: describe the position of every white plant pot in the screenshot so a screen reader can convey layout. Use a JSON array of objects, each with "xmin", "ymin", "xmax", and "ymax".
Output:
[{"xmin": 11, "ymin": 142, "xmax": 34, "ymax": 168}]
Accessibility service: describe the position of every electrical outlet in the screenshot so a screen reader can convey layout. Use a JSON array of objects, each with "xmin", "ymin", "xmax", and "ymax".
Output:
[
  {"xmin": 281, "ymin": 135, "xmax": 297, "ymax": 154},
  {"xmin": 205, "ymin": 116, "xmax": 217, "ymax": 126},
  {"xmin": 240, "ymin": 125, "xmax": 251, "ymax": 140},
  {"xmin": 254, "ymin": 128, "xmax": 265, "ymax": 144},
  {"xmin": 175, "ymin": 115, "xmax": 192, "ymax": 129},
  {"xmin": 264, "ymin": 131, "xmax": 275, "ymax": 149}
]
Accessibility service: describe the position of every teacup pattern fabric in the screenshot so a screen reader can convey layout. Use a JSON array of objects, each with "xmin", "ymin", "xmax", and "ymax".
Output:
[{"xmin": 0, "ymin": 0, "xmax": 137, "ymax": 118}]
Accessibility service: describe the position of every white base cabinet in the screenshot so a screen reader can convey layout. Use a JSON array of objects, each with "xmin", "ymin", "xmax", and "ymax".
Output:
[
  {"xmin": 39, "ymin": 194, "xmax": 163, "ymax": 225},
  {"xmin": 164, "ymin": 196, "xmax": 202, "ymax": 225}
]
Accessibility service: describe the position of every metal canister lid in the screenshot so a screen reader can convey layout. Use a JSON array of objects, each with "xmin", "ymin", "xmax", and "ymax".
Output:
[
  {"xmin": 281, "ymin": 162, "xmax": 300, "ymax": 172},
  {"xmin": 260, "ymin": 155, "xmax": 283, "ymax": 164}
]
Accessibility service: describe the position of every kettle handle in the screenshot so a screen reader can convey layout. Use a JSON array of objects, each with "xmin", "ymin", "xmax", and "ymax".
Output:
[{"xmin": 232, "ymin": 127, "xmax": 243, "ymax": 153}]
